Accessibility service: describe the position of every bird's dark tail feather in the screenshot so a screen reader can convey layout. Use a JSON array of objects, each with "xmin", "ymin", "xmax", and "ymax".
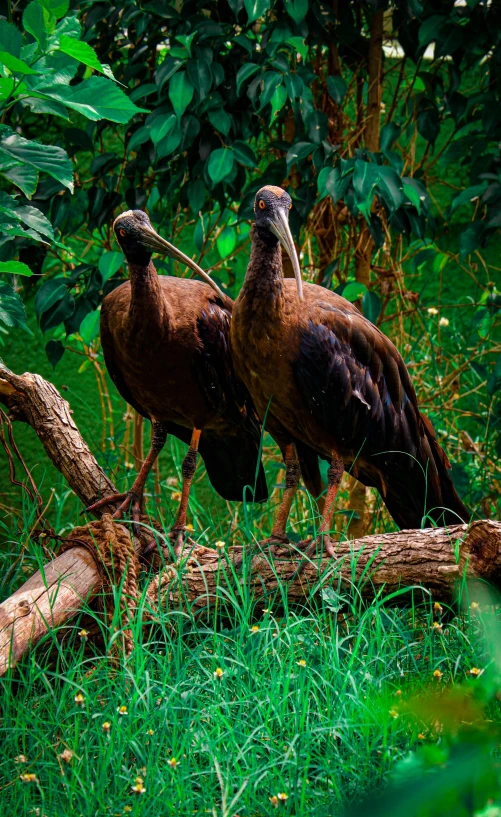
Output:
[
  {"xmin": 362, "ymin": 414, "xmax": 470, "ymax": 530},
  {"xmin": 198, "ymin": 428, "xmax": 268, "ymax": 503}
]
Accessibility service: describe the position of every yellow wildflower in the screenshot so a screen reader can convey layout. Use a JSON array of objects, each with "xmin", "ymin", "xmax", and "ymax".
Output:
[
  {"xmin": 296, "ymin": 659, "xmax": 307, "ymax": 667},
  {"xmin": 74, "ymin": 692, "xmax": 85, "ymax": 706},
  {"xmin": 214, "ymin": 667, "xmax": 224, "ymax": 679},
  {"xmin": 172, "ymin": 491, "xmax": 182, "ymax": 502},
  {"xmin": 14, "ymin": 755, "xmax": 27, "ymax": 764},
  {"xmin": 277, "ymin": 792, "xmax": 288, "ymax": 802},
  {"xmin": 269, "ymin": 795, "xmax": 279, "ymax": 808},
  {"xmin": 59, "ymin": 749, "xmax": 74, "ymax": 763},
  {"xmin": 250, "ymin": 625, "xmax": 260, "ymax": 633},
  {"xmin": 432, "ymin": 621, "xmax": 443, "ymax": 631},
  {"xmin": 215, "ymin": 540, "xmax": 225, "ymax": 549},
  {"xmin": 147, "ymin": 729, "xmax": 154, "ymax": 736},
  {"xmin": 427, "ymin": 307, "xmax": 438, "ymax": 316},
  {"xmin": 102, "ymin": 721, "xmax": 111, "ymax": 733},
  {"xmin": 471, "ymin": 602, "xmax": 480, "ymax": 610},
  {"xmin": 168, "ymin": 757, "xmax": 179, "ymax": 769},
  {"xmin": 20, "ymin": 773, "xmax": 38, "ymax": 783},
  {"xmin": 469, "ymin": 667, "xmax": 483, "ymax": 676},
  {"xmin": 433, "ymin": 669, "xmax": 443, "ymax": 679},
  {"xmin": 78, "ymin": 629, "xmax": 89, "ymax": 640},
  {"xmin": 131, "ymin": 776, "xmax": 146, "ymax": 794},
  {"xmin": 389, "ymin": 709, "xmax": 399, "ymax": 719},
  {"xmin": 439, "ymin": 317, "xmax": 449, "ymax": 327},
  {"xmin": 117, "ymin": 705, "xmax": 128, "ymax": 715},
  {"xmin": 433, "ymin": 602, "xmax": 443, "ymax": 613},
  {"xmin": 418, "ymin": 733, "xmax": 426, "ymax": 740}
]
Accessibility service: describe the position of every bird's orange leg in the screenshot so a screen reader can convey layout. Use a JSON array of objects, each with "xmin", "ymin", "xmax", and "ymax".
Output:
[
  {"xmin": 84, "ymin": 421, "xmax": 167, "ymax": 530},
  {"xmin": 269, "ymin": 443, "xmax": 300, "ymax": 543},
  {"xmin": 316, "ymin": 457, "xmax": 344, "ymax": 557},
  {"xmin": 170, "ymin": 428, "xmax": 201, "ymax": 557}
]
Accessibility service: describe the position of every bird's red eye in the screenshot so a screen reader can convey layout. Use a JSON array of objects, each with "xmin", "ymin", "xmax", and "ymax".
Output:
[
  {"xmin": 119, "ymin": 229, "xmax": 126, "ymax": 237},
  {"xmin": 258, "ymin": 200, "xmax": 266, "ymax": 210}
]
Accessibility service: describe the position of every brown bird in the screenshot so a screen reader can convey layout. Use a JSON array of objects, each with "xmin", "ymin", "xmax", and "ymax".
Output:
[
  {"xmin": 86, "ymin": 210, "xmax": 268, "ymax": 548},
  {"xmin": 230, "ymin": 185, "xmax": 469, "ymax": 555}
]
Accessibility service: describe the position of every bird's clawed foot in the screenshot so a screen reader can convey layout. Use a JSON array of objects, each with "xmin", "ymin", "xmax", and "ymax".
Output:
[
  {"xmin": 168, "ymin": 526, "xmax": 195, "ymax": 559},
  {"xmin": 83, "ymin": 491, "xmax": 144, "ymax": 537}
]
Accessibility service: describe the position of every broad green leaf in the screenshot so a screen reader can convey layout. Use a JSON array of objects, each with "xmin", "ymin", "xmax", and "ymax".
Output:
[
  {"xmin": 0, "ymin": 78, "xmax": 14, "ymax": 102},
  {"xmin": 45, "ymin": 339, "xmax": 64, "ymax": 367},
  {"xmin": 362, "ymin": 290, "xmax": 382, "ymax": 324},
  {"xmin": 57, "ymin": 35, "xmax": 110, "ymax": 77},
  {"xmin": 459, "ymin": 222, "xmax": 484, "ymax": 259},
  {"xmin": 98, "ymin": 251, "xmax": 124, "ymax": 283},
  {"xmin": 35, "ymin": 279, "xmax": 68, "ymax": 318},
  {"xmin": 317, "ymin": 166, "xmax": 331, "ymax": 200},
  {"xmin": 0, "ymin": 131, "xmax": 73, "ymax": 192},
  {"xmin": 156, "ymin": 117, "xmax": 181, "ymax": 158},
  {"xmin": 38, "ymin": 76, "xmax": 148, "ymax": 123},
  {"xmin": 150, "ymin": 113, "xmax": 177, "ymax": 145},
  {"xmin": 286, "ymin": 141, "xmax": 314, "ymax": 168},
  {"xmin": 187, "ymin": 58, "xmax": 212, "ymax": 101},
  {"xmin": 380, "ymin": 122, "xmax": 401, "ymax": 153},
  {"xmin": 403, "ymin": 182, "xmax": 422, "ymax": 213},
  {"xmin": 208, "ymin": 108, "xmax": 231, "ymax": 136},
  {"xmin": 327, "ymin": 75, "xmax": 347, "ymax": 105},
  {"xmin": 23, "ymin": 1, "xmax": 52, "ymax": 50},
  {"xmin": 0, "ymin": 51, "xmax": 39, "ymax": 75},
  {"xmin": 128, "ymin": 127, "xmax": 150, "ymax": 151},
  {"xmin": 0, "ymin": 281, "xmax": 31, "ymax": 333},
  {"xmin": 284, "ymin": 0, "xmax": 308, "ymax": 23},
  {"xmin": 450, "ymin": 183, "xmax": 488, "ymax": 214},
  {"xmin": 79, "ymin": 308, "xmax": 100, "ymax": 344},
  {"xmin": 258, "ymin": 72, "xmax": 282, "ymax": 111},
  {"xmin": 352, "ymin": 160, "xmax": 379, "ymax": 219},
  {"xmin": 0, "ymin": 21, "xmax": 22, "ymax": 58},
  {"xmin": 343, "ymin": 282, "xmax": 367, "ymax": 302},
  {"xmin": 236, "ymin": 63, "xmax": 260, "ymax": 95},
  {"xmin": 244, "ymin": 0, "xmax": 270, "ymax": 23},
  {"xmin": 0, "ymin": 260, "xmax": 33, "ymax": 276},
  {"xmin": 233, "ymin": 140, "xmax": 257, "ymax": 168},
  {"xmin": 169, "ymin": 71, "xmax": 194, "ymax": 118},
  {"xmin": 418, "ymin": 14, "xmax": 446, "ymax": 47},
  {"xmin": 217, "ymin": 225, "xmax": 237, "ymax": 258},
  {"xmin": 0, "ymin": 162, "xmax": 38, "ymax": 198},
  {"xmin": 187, "ymin": 179, "xmax": 206, "ymax": 214},
  {"xmin": 39, "ymin": 0, "xmax": 70, "ymax": 18},
  {"xmin": 270, "ymin": 84, "xmax": 287, "ymax": 121},
  {"xmin": 377, "ymin": 166, "xmax": 404, "ymax": 214},
  {"xmin": 207, "ymin": 147, "xmax": 234, "ymax": 185},
  {"xmin": 17, "ymin": 205, "xmax": 54, "ymax": 240}
]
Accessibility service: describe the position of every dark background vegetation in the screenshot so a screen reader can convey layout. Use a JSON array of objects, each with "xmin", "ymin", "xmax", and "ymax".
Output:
[{"xmin": 0, "ymin": 1, "xmax": 501, "ymax": 815}]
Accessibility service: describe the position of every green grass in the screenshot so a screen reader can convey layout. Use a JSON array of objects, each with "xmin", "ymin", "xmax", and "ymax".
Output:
[{"xmin": 0, "ymin": 493, "xmax": 499, "ymax": 817}]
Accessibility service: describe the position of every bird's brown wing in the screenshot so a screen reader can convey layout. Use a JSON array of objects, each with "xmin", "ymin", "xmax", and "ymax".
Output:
[
  {"xmin": 100, "ymin": 296, "xmax": 149, "ymax": 419},
  {"xmin": 293, "ymin": 301, "xmax": 468, "ymax": 527}
]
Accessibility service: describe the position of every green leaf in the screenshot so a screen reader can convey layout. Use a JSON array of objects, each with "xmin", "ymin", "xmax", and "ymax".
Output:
[
  {"xmin": 377, "ymin": 167, "xmax": 404, "ymax": 215},
  {"xmin": 39, "ymin": 76, "xmax": 148, "ymax": 124},
  {"xmin": 236, "ymin": 63, "xmax": 260, "ymax": 95},
  {"xmin": 352, "ymin": 160, "xmax": 379, "ymax": 219},
  {"xmin": 403, "ymin": 182, "xmax": 422, "ymax": 213},
  {"xmin": 0, "ymin": 130, "xmax": 73, "ymax": 192},
  {"xmin": 208, "ymin": 108, "xmax": 231, "ymax": 136},
  {"xmin": 39, "ymin": 0, "xmax": 69, "ymax": 18},
  {"xmin": 0, "ymin": 78, "xmax": 14, "ymax": 102},
  {"xmin": 0, "ymin": 282, "xmax": 31, "ymax": 333},
  {"xmin": 0, "ymin": 21, "xmax": 22, "ymax": 58},
  {"xmin": 45, "ymin": 338, "xmax": 64, "ymax": 368},
  {"xmin": 187, "ymin": 179, "xmax": 206, "ymax": 214},
  {"xmin": 259, "ymin": 72, "xmax": 282, "ymax": 111},
  {"xmin": 57, "ymin": 35, "xmax": 110, "ymax": 76},
  {"xmin": 169, "ymin": 71, "xmax": 194, "ymax": 118},
  {"xmin": 418, "ymin": 15, "xmax": 446, "ymax": 47},
  {"xmin": 156, "ymin": 117, "xmax": 181, "ymax": 158},
  {"xmin": 128, "ymin": 127, "xmax": 150, "ymax": 152},
  {"xmin": 284, "ymin": 0, "xmax": 308, "ymax": 23},
  {"xmin": 79, "ymin": 308, "xmax": 100, "ymax": 345},
  {"xmin": 98, "ymin": 251, "xmax": 124, "ymax": 283},
  {"xmin": 233, "ymin": 140, "xmax": 258, "ymax": 168},
  {"xmin": 16, "ymin": 205, "xmax": 54, "ymax": 240},
  {"xmin": 362, "ymin": 290, "xmax": 382, "ymax": 323},
  {"xmin": 270, "ymin": 83, "xmax": 287, "ymax": 121},
  {"xmin": 23, "ymin": 1, "xmax": 51, "ymax": 50},
  {"xmin": 286, "ymin": 141, "xmax": 314, "ymax": 169},
  {"xmin": 150, "ymin": 113, "xmax": 177, "ymax": 145},
  {"xmin": 0, "ymin": 260, "xmax": 33, "ymax": 276},
  {"xmin": 0, "ymin": 163, "xmax": 38, "ymax": 198},
  {"xmin": 450, "ymin": 184, "xmax": 488, "ymax": 214},
  {"xmin": 317, "ymin": 166, "xmax": 331, "ymax": 200},
  {"xmin": 0, "ymin": 51, "xmax": 39, "ymax": 75},
  {"xmin": 187, "ymin": 59, "xmax": 212, "ymax": 101},
  {"xmin": 244, "ymin": 0, "xmax": 270, "ymax": 24},
  {"xmin": 327, "ymin": 75, "xmax": 347, "ymax": 105},
  {"xmin": 343, "ymin": 282, "xmax": 368, "ymax": 302},
  {"xmin": 207, "ymin": 147, "xmax": 234, "ymax": 185},
  {"xmin": 380, "ymin": 123, "xmax": 401, "ymax": 153},
  {"xmin": 459, "ymin": 222, "xmax": 484, "ymax": 260},
  {"xmin": 217, "ymin": 225, "xmax": 237, "ymax": 258},
  {"xmin": 35, "ymin": 278, "xmax": 68, "ymax": 319}
]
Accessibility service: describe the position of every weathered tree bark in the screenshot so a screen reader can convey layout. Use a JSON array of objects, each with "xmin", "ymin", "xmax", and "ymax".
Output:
[{"xmin": 0, "ymin": 364, "xmax": 499, "ymax": 676}]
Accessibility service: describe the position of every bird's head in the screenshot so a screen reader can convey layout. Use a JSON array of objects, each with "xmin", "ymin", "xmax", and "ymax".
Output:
[
  {"xmin": 254, "ymin": 186, "xmax": 303, "ymax": 301},
  {"xmin": 113, "ymin": 210, "xmax": 224, "ymax": 298}
]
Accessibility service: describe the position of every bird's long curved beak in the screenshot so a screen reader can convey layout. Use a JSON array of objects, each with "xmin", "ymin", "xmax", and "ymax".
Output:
[
  {"xmin": 268, "ymin": 208, "xmax": 303, "ymax": 301},
  {"xmin": 138, "ymin": 224, "xmax": 225, "ymax": 300}
]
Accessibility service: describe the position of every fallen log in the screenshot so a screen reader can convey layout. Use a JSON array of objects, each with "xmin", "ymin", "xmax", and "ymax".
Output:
[{"xmin": 0, "ymin": 363, "xmax": 499, "ymax": 676}]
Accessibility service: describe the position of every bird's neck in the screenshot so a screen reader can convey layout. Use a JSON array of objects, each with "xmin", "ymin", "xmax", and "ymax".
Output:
[
  {"xmin": 128, "ymin": 260, "xmax": 167, "ymax": 332},
  {"xmin": 239, "ymin": 225, "xmax": 285, "ymax": 319}
]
